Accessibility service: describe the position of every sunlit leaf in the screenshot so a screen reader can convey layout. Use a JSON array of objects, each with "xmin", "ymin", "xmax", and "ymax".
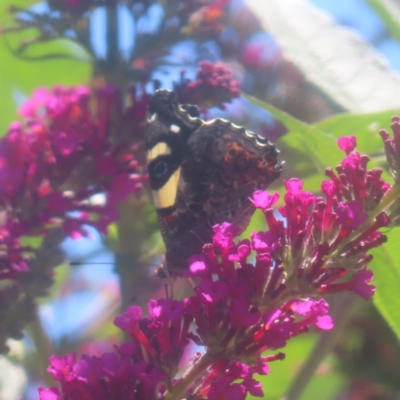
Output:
[
  {"xmin": 20, "ymin": 235, "xmax": 44, "ymax": 249},
  {"xmin": 314, "ymin": 109, "xmax": 398, "ymax": 183},
  {"xmin": 314, "ymin": 109, "xmax": 399, "ymax": 155},
  {"xmin": 245, "ymin": 0, "xmax": 400, "ymax": 113},
  {"xmin": 248, "ymin": 334, "xmax": 319, "ymax": 399},
  {"xmin": 299, "ymin": 357, "xmax": 345, "ymax": 400},
  {"xmin": 371, "ymin": 229, "xmax": 400, "ymax": 340},
  {"xmin": 0, "ymin": 32, "xmax": 91, "ymax": 134},
  {"xmin": 0, "ymin": 0, "xmax": 42, "ymax": 25},
  {"xmin": 366, "ymin": 0, "xmax": 400, "ymax": 44},
  {"xmin": 45, "ymin": 263, "xmax": 72, "ymax": 301},
  {"xmin": 248, "ymin": 333, "xmax": 345, "ymax": 400}
]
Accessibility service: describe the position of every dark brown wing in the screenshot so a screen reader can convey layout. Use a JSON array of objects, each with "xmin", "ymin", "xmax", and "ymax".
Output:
[
  {"xmin": 145, "ymin": 90, "xmax": 202, "ymax": 252},
  {"xmin": 145, "ymin": 90, "xmax": 281, "ymax": 275},
  {"xmin": 161, "ymin": 118, "xmax": 281, "ymax": 274}
]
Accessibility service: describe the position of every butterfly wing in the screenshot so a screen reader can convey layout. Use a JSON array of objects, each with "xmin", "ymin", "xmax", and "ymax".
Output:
[
  {"xmin": 183, "ymin": 119, "xmax": 281, "ymax": 231},
  {"xmin": 145, "ymin": 90, "xmax": 202, "ymax": 252},
  {"xmin": 146, "ymin": 90, "xmax": 281, "ymax": 275}
]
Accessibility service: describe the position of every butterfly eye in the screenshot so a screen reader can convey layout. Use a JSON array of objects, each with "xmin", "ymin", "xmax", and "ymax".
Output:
[{"xmin": 154, "ymin": 161, "xmax": 168, "ymax": 178}]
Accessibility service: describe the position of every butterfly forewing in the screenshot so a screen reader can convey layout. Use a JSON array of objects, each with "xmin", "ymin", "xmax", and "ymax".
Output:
[{"xmin": 145, "ymin": 90, "xmax": 281, "ymax": 275}]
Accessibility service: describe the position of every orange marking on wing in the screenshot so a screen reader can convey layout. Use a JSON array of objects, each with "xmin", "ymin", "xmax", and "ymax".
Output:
[{"xmin": 164, "ymin": 214, "xmax": 173, "ymax": 224}]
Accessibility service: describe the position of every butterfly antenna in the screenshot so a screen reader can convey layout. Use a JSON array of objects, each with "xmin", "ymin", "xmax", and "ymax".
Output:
[
  {"xmin": 70, "ymin": 261, "xmax": 160, "ymax": 268},
  {"xmin": 69, "ymin": 261, "xmax": 115, "ymax": 266}
]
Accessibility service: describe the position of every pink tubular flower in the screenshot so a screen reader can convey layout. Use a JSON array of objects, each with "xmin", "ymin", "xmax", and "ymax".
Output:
[
  {"xmin": 337, "ymin": 136, "xmax": 357, "ymax": 154},
  {"xmin": 336, "ymin": 200, "xmax": 368, "ymax": 229},
  {"xmin": 208, "ymin": 377, "xmax": 246, "ymax": 400},
  {"xmin": 291, "ymin": 300, "xmax": 334, "ymax": 331},
  {"xmin": 380, "ymin": 116, "xmax": 400, "ymax": 180},
  {"xmin": 0, "ymin": 85, "xmax": 146, "ymax": 272},
  {"xmin": 38, "ymin": 387, "xmax": 61, "ymax": 400},
  {"xmin": 114, "ymin": 305, "xmax": 143, "ymax": 332},
  {"xmin": 353, "ymin": 268, "xmax": 376, "ymax": 300},
  {"xmin": 250, "ymin": 190, "xmax": 280, "ymax": 211},
  {"xmin": 326, "ymin": 139, "xmax": 390, "ymax": 210},
  {"xmin": 40, "ymin": 348, "xmax": 166, "ymax": 400}
]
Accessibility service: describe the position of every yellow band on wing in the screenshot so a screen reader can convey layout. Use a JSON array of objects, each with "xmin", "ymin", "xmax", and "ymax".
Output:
[
  {"xmin": 152, "ymin": 167, "xmax": 181, "ymax": 209},
  {"xmin": 146, "ymin": 142, "xmax": 171, "ymax": 162}
]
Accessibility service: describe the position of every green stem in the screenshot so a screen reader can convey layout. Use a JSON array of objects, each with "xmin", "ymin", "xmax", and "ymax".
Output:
[
  {"xmin": 27, "ymin": 309, "xmax": 56, "ymax": 387},
  {"xmin": 114, "ymin": 196, "xmax": 157, "ymax": 313},
  {"xmin": 163, "ymin": 352, "xmax": 216, "ymax": 400},
  {"xmin": 104, "ymin": 3, "xmax": 119, "ymax": 78}
]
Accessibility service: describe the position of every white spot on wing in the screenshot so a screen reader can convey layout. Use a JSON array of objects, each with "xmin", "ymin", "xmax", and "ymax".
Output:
[
  {"xmin": 170, "ymin": 124, "xmax": 180, "ymax": 133},
  {"xmin": 178, "ymin": 106, "xmax": 200, "ymax": 121},
  {"xmin": 203, "ymin": 118, "xmax": 218, "ymax": 125},
  {"xmin": 148, "ymin": 113, "xmax": 157, "ymax": 122},
  {"xmin": 255, "ymin": 139, "xmax": 269, "ymax": 147}
]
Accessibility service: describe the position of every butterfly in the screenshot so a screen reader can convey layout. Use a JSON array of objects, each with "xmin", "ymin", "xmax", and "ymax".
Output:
[{"xmin": 145, "ymin": 90, "xmax": 281, "ymax": 276}]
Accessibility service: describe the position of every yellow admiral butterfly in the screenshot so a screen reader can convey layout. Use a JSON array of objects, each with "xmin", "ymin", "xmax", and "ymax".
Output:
[{"xmin": 145, "ymin": 90, "xmax": 281, "ymax": 276}]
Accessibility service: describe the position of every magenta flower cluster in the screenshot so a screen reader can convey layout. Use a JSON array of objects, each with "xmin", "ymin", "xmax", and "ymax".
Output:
[
  {"xmin": 37, "ymin": 133, "xmax": 394, "ymax": 400},
  {"xmin": 0, "ymin": 83, "xmax": 150, "ymax": 353},
  {"xmin": 38, "ymin": 237, "xmax": 333, "ymax": 400},
  {"xmin": 250, "ymin": 134, "xmax": 390, "ymax": 302},
  {"xmin": 175, "ymin": 60, "xmax": 241, "ymax": 110},
  {"xmin": 380, "ymin": 116, "xmax": 400, "ymax": 180},
  {"xmin": 0, "ymin": 85, "xmax": 146, "ymax": 282}
]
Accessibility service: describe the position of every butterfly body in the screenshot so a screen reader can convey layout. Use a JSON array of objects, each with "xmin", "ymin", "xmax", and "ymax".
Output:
[{"xmin": 145, "ymin": 90, "xmax": 281, "ymax": 275}]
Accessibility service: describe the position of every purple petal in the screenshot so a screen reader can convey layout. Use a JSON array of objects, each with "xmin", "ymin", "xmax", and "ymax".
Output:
[
  {"xmin": 337, "ymin": 136, "xmax": 357, "ymax": 154},
  {"xmin": 250, "ymin": 190, "xmax": 279, "ymax": 210}
]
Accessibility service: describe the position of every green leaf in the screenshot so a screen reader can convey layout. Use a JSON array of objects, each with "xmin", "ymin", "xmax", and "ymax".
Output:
[
  {"xmin": 366, "ymin": 0, "xmax": 400, "ymax": 44},
  {"xmin": 45, "ymin": 263, "xmax": 72, "ymax": 301},
  {"xmin": 245, "ymin": 94, "xmax": 342, "ymax": 175},
  {"xmin": 371, "ymin": 229, "xmax": 400, "ymax": 340},
  {"xmin": 299, "ymin": 358, "xmax": 345, "ymax": 400},
  {"xmin": 245, "ymin": 0, "xmax": 400, "ymax": 113},
  {"xmin": 8, "ymin": 32, "xmax": 91, "ymax": 63},
  {"xmin": 248, "ymin": 333, "xmax": 345, "ymax": 400},
  {"xmin": 316, "ymin": 110, "xmax": 400, "ymax": 183},
  {"xmin": 246, "ymin": 95, "xmax": 400, "ymax": 192},
  {"xmin": 20, "ymin": 235, "xmax": 43, "ymax": 249},
  {"xmin": 314, "ymin": 109, "xmax": 400, "ymax": 155},
  {"xmin": 0, "ymin": 0, "xmax": 42, "ymax": 25},
  {"xmin": 314, "ymin": 109, "xmax": 398, "ymax": 184},
  {"xmin": 241, "ymin": 209, "xmax": 268, "ymax": 240},
  {"xmin": 0, "ymin": 32, "xmax": 91, "ymax": 135},
  {"xmin": 249, "ymin": 334, "xmax": 319, "ymax": 399}
]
